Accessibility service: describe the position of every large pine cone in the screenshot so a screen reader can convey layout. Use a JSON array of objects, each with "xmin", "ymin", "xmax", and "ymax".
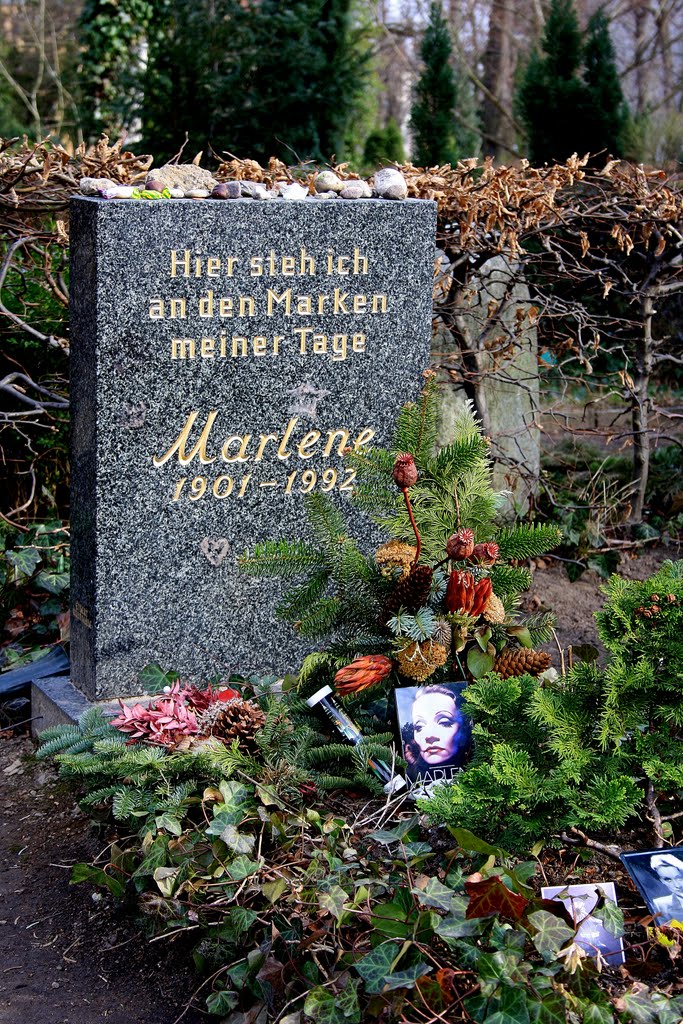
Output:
[
  {"xmin": 200, "ymin": 698, "xmax": 266, "ymax": 751},
  {"xmin": 384, "ymin": 565, "xmax": 433, "ymax": 617},
  {"xmin": 493, "ymin": 648, "xmax": 551, "ymax": 679}
]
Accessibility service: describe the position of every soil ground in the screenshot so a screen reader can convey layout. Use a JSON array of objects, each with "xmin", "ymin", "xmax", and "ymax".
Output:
[{"xmin": 0, "ymin": 542, "xmax": 680, "ymax": 1024}]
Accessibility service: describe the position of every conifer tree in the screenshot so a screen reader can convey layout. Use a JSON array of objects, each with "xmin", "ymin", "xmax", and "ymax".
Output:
[
  {"xmin": 516, "ymin": 0, "xmax": 591, "ymax": 164},
  {"xmin": 582, "ymin": 10, "xmax": 629, "ymax": 160},
  {"xmin": 363, "ymin": 119, "xmax": 405, "ymax": 168},
  {"xmin": 410, "ymin": 3, "xmax": 459, "ymax": 166}
]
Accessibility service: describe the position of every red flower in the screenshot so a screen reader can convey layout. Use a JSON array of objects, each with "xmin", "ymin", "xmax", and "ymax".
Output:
[
  {"xmin": 444, "ymin": 570, "xmax": 476, "ymax": 614},
  {"xmin": 470, "ymin": 577, "xmax": 493, "ymax": 617}
]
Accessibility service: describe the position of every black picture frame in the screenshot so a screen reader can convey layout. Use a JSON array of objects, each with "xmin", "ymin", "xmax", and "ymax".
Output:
[
  {"xmin": 394, "ymin": 681, "xmax": 472, "ymax": 790},
  {"xmin": 621, "ymin": 848, "xmax": 683, "ymax": 926}
]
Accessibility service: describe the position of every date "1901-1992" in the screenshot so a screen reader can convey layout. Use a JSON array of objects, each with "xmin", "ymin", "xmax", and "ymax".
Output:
[{"xmin": 171, "ymin": 467, "xmax": 356, "ymax": 502}]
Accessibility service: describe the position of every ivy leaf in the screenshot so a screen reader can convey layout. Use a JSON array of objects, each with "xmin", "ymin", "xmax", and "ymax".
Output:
[
  {"xmin": 382, "ymin": 963, "xmax": 432, "ymax": 991},
  {"xmin": 262, "ymin": 878, "xmax": 288, "ymax": 904},
  {"xmin": 206, "ymin": 990, "xmax": 239, "ymax": 1014},
  {"xmin": 448, "ymin": 828, "xmax": 508, "ymax": 858},
  {"xmin": 7, "ymin": 547, "xmax": 42, "ymax": 577},
  {"xmin": 528, "ymin": 991, "xmax": 567, "ymax": 1024},
  {"xmin": 435, "ymin": 895, "xmax": 486, "ymax": 939},
  {"xmin": 465, "ymin": 876, "xmax": 529, "ymax": 921},
  {"xmin": 582, "ymin": 1004, "xmax": 613, "ymax": 1024},
  {"xmin": 355, "ymin": 941, "xmax": 400, "ymax": 994},
  {"xmin": 153, "ymin": 866, "xmax": 179, "ymax": 897},
  {"xmin": 220, "ymin": 824, "xmax": 256, "ymax": 855},
  {"xmin": 572, "ymin": 644, "xmax": 599, "ymax": 664},
  {"xmin": 527, "ymin": 910, "xmax": 575, "ymax": 961},
  {"xmin": 319, "ymin": 884, "xmax": 349, "ymax": 922},
  {"xmin": 137, "ymin": 663, "xmax": 180, "ymax": 691},
  {"xmin": 413, "ymin": 877, "xmax": 455, "ymax": 912},
  {"xmin": 34, "ymin": 569, "xmax": 70, "ymax": 594},
  {"xmin": 304, "ymin": 981, "xmax": 360, "ymax": 1024},
  {"xmin": 507, "ymin": 625, "xmax": 532, "ymax": 649},
  {"xmin": 591, "ymin": 899, "xmax": 624, "ymax": 937},
  {"xmin": 226, "ymin": 855, "xmax": 260, "ymax": 881},
  {"xmin": 369, "ymin": 814, "xmax": 420, "ymax": 844},
  {"xmin": 371, "ymin": 899, "xmax": 415, "ymax": 938},
  {"xmin": 155, "ymin": 813, "xmax": 182, "ymax": 836},
  {"xmin": 70, "ymin": 862, "xmax": 125, "ymax": 899},
  {"xmin": 226, "ymin": 907, "xmax": 258, "ymax": 936},
  {"xmin": 467, "ymin": 644, "xmax": 495, "ymax": 678}
]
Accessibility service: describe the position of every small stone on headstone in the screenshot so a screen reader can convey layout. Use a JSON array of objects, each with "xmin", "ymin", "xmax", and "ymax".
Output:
[
  {"xmin": 340, "ymin": 181, "xmax": 372, "ymax": 200},
  {"xmin": 184, "ymin": 188, "xmax": 211, "ymax": 199},
  {"xmin": 374, "ymin": 168, "xmax": 408, "ymax": 200},
  {"xmin": 240, "ymin": 181, "xmax": 271, "ymax": 200},
  {"xmin": 147, "ymin": 164, "xmax": 218, "ymax": 192},
  {"xmin": 279, "ymin": 182, "xmax": 309, "ymax": 200},
  {"xmin": 314, "ymin": 171, "xmax": 344, "ymax": 194},
  {"xmin": 80, "ymin": 177, "xmax": 117, "ymax": 196}
]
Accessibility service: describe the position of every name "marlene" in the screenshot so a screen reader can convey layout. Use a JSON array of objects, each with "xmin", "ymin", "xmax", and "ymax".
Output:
[{"xmin": 152, "ymin": 414, "xmax": 376, "ymax": 468}]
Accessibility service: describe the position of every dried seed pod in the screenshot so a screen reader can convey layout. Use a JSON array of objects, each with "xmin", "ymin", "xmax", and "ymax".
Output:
[
  {"xmin": 375, "ymin": 539, "xmax": 417, "ymax": 581},
  {"xmin": 446, "ymin": 528, "xmax": 475, "ymax": 560},
  {"xmin": 470, "ymin": 542, "xmax": 499, "ymax": 566},
  {"xmin": 393, "ymin": 453, "xmax": 418, "ymax": 489}
]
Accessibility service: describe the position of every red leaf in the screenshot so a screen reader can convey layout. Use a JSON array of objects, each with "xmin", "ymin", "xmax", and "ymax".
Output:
[{"xmin": 464, "ymin": 876, "xmax": 529, "ymax": 921}]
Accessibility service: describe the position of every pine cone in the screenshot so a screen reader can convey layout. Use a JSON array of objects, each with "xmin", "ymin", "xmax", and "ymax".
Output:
[
  {"xmin": 397, "ymin": 640, "xmax": 448, "ymax": 681},
  {"xmin": 483, "ymin": 593, "xmax": 506, "ymax": 624},
  {"xmin": 375, "ymin": 539, "xmax": 417, "ymax": 581},
  {"xmin": 384, "ymin": 565, "xmax": 433, "ymax": 617},
  {"xmin": 493, "ymin": 648, "xmax": 551, "ymax": 679},
  {"xmin": 200, "ymin": 697, "xmax": 266, "ymax": 751}
]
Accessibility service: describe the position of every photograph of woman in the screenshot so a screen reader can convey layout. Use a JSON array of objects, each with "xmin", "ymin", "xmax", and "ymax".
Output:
[
  {"xmin": 621, "ymin": 849, "xmax": 683, "ymax": 925},
  {"xmin": 395, "ymin": 683, "xmax": 472, "ymax": 789}
]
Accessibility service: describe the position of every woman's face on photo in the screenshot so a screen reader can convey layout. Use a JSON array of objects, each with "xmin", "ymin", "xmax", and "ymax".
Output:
[
  {"xmin": 412, "ymin": 691, "xmax": 459, "ymax": 764},
  {"xmin": 656, "ymin": 862, "xmax": 683, "ymax": 896}
]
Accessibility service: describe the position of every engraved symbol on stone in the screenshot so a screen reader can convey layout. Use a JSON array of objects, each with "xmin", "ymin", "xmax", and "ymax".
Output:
[
  {"xmin": 200, "ymin": 538, "xmax": 231, "ymax": 566},
  {"xmin": 115, "ymin": 401, "xmax": 148, "ymax": 428},
  {"xmin": 287, "ymin": 381, "xmax": 331, "ymax": 421}
]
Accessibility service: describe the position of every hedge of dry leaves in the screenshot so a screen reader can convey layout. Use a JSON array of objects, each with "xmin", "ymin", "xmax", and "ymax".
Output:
[{"xmin": 1, "ymin": 136, "xmax": 682, "ymax": 522}]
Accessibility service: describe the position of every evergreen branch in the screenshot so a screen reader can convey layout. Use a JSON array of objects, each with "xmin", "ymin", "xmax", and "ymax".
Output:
[
  {"xmin": 489, "ymin": 564, "xmax": 533, "ymax": 596},
  {"xmin": 304, "ymin": 492, "xmax": 347, "ymax": 551},
  {"xmin": 393, "ymin": 374, "xmax": 439, "ymax": 464},
  {"xmin": 238, "ymin": 540, "xmax": 326, "ymax": 578},
  {"xmin": 497, "ymin": 523, "xmax": 563, "ymax": 561},
  {"xmin": 276, "ymin": 570, "xmax": 330, "ymax": 622}
]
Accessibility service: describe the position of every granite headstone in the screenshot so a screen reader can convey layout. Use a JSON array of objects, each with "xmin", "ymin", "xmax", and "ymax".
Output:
[{"xmin": 70, "ymin": 197, "xmax": 436, "ymax": 698}]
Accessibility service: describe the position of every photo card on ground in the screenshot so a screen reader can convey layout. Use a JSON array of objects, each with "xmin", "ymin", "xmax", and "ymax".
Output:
[
  {"xmin": 621, "ymin": 848, "xmax": 683, "ymax": 925},
  {"xmin": 394, "ymin": 681, "xmax": 472, "ymax": 790},
  {"xmin": 541, "ymin": 882, "xmax": 625, "ymax": 966}
]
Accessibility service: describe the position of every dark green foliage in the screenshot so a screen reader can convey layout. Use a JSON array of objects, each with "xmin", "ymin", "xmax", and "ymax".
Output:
[
  {"xmin": 516, "ymin": 0, "xmax": 589, "ymax": 164},
  {"xmin": 426, "ymin": 561, "xmax": 683, "ymax": 850},
  {"xmin": 38, "ymin": 716, "xmax": 683, "ymax": 1023},
  {"xmin": 582, "ymin": 11, "xmax": 629, "ymax": 161},
  {"xmin": 516, "ymin": 0, "xmax": 628, "ymax": 164},
  {"xmin": 410, "ymin": 4, "xmax": 459, "ymax": 166},
  {"xmin": 141, "ymin": 0, "xmax": 370, "ymax": 164},
  {"xmin": 362, "ymin": 119, "xmax": 405, "ymax": 168},
  {"xmin": 78, "ymin": 0, "xmax": 154, "ymax": 140}
]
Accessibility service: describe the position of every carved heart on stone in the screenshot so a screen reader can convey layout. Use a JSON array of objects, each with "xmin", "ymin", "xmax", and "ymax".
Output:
[{"xmin": 200, "ymin": 538, "xmax": 231, "ymax": 567}]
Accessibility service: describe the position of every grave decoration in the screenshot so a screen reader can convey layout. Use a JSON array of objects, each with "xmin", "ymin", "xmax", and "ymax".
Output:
[
  {"xmin": 541, "ymin": 883, "xmax": 626, "ymax": 967},
  {"xmin": 239, "ymin": 376, "xmax": 562, "ymax": 791},
  {"xmin": 621, "ymin": 849, "xmax": 683, "ymax": 926}
]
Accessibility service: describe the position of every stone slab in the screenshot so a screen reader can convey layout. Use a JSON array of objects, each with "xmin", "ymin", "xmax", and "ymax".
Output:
[
  {"xmin": 31, "ymin": 675, "xmax": 93, "ymax": 735},
  {"xmin": 70, "ymin": 197, "xmax": 436, "ymax": 698}
]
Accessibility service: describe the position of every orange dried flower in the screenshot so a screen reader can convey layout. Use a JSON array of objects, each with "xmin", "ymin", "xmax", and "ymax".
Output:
[
  {"xmin": 445, "ymin": 570, "xmax": 476, "ymax": 614},
  {"xmin": 334, "ymin": 654, "xmax": 394, "ymax": 695}
]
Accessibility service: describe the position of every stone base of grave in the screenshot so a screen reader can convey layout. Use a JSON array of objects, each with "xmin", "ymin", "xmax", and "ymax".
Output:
[{"xmin": 31, "ymin": 676, "xmax": 118, "ymax": 736}]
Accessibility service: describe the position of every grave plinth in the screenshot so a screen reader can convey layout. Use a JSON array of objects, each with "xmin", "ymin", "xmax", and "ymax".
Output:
[{"xmin": 70, "ymin": 197, "xmax": 436, "ymax": 698}]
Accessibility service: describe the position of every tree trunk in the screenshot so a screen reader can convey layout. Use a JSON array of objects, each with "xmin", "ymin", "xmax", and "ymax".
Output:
[
  {"xmin": 631, "ymin": 291, "xmax": 654, "ymax": 523},
  {"xmin": 481, "ymin": 0, "xmax": 516, "ymax": 160}
]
